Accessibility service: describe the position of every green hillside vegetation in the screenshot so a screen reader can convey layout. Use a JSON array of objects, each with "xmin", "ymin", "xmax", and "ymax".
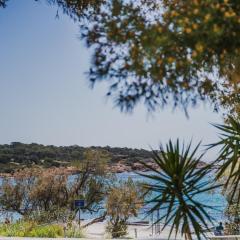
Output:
[{"xmin": 0, "ymin": 142, "xmax": 153, "ymax": 173}]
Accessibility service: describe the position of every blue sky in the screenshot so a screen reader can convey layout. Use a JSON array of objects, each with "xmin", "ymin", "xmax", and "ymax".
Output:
[{"xmin": 0, "ymin": 0, "xmax": 222, "ymax": 160}]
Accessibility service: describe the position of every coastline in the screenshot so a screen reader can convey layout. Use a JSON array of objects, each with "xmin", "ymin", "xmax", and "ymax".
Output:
[{"xmin": 0, "ymin": 160, "xmax": 208, "ymax": 178}]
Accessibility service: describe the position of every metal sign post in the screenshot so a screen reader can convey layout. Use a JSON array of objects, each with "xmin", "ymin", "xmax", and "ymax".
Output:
[
  {"xmin": 79, "ymin": 208, "xmax": 81, "ymax": 228},
  {"xmin": 74, "ymin": 199, "xmax": 85, "ymax": 228}
]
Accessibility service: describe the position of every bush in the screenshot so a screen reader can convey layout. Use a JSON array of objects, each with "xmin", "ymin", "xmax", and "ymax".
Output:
[
  {"xmin": 106, "ymin": 219, "xmax": 128, "ymax": 238},
  {"xmin": 65, "ymin": 227, "xmax": 84, "ymax": 238},
  {"xmin": 106, "ymin": 178, "xmax": 143, "ymax": 238},
  {"xmin": 0, "ymin": 221, "xmax": 64, "ymax": 238},
  {"xmin": 25, "ymin": 208, "xmax": 69, "ymax": 224},
  {"xmin": 28, "ymin": 225, "xmax": 64, "ymax": 238},
  {"xmin": 0, "ymin": 221, "xmax": 34, "ymax": 237}
]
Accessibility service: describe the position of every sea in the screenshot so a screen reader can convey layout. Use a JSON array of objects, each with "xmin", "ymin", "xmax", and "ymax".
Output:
[
  {"xmin": 0, "ymin": 172, "xmax": 227, "ymax": 225},
  {"xmin": 82, "ymin": 171, "xmax": 227, "ymax": 224},
  {"xmin": 116, "ymin": 172, "xmax": 227, "ymax": 224}
]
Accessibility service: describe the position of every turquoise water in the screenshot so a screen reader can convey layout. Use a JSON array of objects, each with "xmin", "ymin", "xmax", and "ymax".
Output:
[
  {"xmin": 80, "ymin": 171, "xmax": 227, "ymax": 224},
  {"xmin": 116, "ymin": 172, "xmax": 227, "ymax": 223},
  {"xmin": 0, "ymin": 172, "xmax": 227, "ymax": 224}
]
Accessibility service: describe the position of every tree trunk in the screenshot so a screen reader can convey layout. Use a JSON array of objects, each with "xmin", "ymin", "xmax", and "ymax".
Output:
[{"xmin": 82, "ymin": 212, "xmax": 107, "ymax": 228}]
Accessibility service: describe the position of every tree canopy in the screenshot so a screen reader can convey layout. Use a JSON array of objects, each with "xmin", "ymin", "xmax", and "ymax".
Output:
[
  {"xmin": 80, "ymin": 0, "xmax": 240, "ymax": 114},
  {"xmin": 1, "ymin": 0, "xmax": 240, "ymax": 115}
]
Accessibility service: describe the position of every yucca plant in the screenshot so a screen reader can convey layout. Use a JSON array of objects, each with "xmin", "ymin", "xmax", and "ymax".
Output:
[
  {"xmin": 209, "ymin": 116, "xmax": 240, "ymax": 204},
  {"xmin": 139, "ymin": 140, "xmax": 220, "ymax": 240}
]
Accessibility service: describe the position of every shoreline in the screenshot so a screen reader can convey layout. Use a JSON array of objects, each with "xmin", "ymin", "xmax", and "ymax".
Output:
[{"xmin": 0, "ymin": 160, "xmax": 208, "ymax": 178}]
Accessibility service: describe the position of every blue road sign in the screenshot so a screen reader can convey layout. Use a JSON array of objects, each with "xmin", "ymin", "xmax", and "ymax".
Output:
[{"xmin": 74, "ymin": 199, "xmax": 85, "ymax": 208}]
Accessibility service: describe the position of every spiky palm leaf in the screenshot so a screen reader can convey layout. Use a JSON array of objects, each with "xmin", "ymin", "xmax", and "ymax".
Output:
[
  {"xmin": 209, "ymin": 116, "xmax": 240, "ymax": 204},
  {"xmin": 139, "ymin": 140, "xmax": 220, "ymax": 240}
]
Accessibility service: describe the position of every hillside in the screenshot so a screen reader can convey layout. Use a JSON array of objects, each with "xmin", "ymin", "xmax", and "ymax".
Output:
[
  {"xmin": 0, "ymin": 142, "xmax": 207, "ymax": 174},
  {"xmin": 0, "ymin": 142, "xmax": 155, "ymax": 174}
]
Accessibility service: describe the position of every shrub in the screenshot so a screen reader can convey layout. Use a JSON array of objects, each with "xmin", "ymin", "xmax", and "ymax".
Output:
[
  {"xmin": 65, "ymin": 227, "xmax": 84, "ymax": 238},
  {"xmin": 0, "ymin": 221, "xmax": 64, "ymax": 238},
  {"xmin": 0, "ymin": 221, "xmax": 34, "ymax": 237},
  {"xmin": 28, "ymin": 224, "xmax": 64, "ymax": 238},
  {"xmin": 106, "ymin": 178, "xmax": 143, "ymax": 238},
  {"xmin": 106, "ymin": 219, "xmax": 128, "ymax": 238}
]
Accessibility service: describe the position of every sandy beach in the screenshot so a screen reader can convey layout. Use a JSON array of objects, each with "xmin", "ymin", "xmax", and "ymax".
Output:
[{"xmin": 82, "ymin": 220, "xmax": 185, "ymax": 239}]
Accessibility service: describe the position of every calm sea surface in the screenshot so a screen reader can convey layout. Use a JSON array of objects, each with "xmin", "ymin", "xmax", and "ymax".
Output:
[
  {"xmin": 117, "ymin": 172, "xmax": 227, "ymax": 223},
  {"xmin": 0, "ymin": 172, "xmax": 227, "ymax": 224}
]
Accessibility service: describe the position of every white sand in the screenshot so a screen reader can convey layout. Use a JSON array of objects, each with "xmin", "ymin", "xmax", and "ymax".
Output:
[{"xmin": 83, "ymin": 220, "xmax": 184, "ymax": 239}]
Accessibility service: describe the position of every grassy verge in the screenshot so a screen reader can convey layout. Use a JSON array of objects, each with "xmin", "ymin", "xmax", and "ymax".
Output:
[{"xmin": 0, "ymin": 221, "xmax": 84, "ymax": 238}]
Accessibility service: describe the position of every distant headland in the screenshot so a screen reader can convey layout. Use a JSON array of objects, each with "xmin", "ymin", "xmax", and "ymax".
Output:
[{"xmin": 0, "ymin": 142, "xmax": 207, "ymax": 176}]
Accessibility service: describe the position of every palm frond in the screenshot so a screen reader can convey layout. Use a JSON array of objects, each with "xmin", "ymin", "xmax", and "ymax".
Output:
[
  {"xmin": 139, "ymin": 140, "xmax": 220, "ymax": 240},
  {"xmin": 208, "ymin": 116, "xmax": 240, "ymax": 203}
]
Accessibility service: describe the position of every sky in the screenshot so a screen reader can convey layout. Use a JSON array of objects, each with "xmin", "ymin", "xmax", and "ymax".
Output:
[{"xmin": 0, "ymin": 0, "xmax": 223, "ymax": 161}]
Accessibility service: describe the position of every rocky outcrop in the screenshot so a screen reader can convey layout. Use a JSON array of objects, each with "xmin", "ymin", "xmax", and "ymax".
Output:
[
  {"xmin": 109, "ymin": 160, "xmax": 161, "ymax": 173},
  {"xmin": 108, "ymin": 159, "xmax": 207, "ymax": 173}
]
